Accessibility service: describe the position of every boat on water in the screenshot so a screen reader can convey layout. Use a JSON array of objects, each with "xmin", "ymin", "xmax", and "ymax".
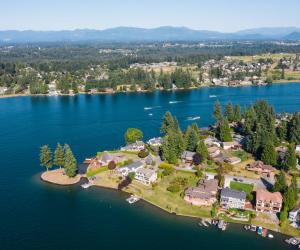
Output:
[
  {"xmin": 149, "ymin": 113, "xmax": 153, "ymax": 116},
  {"xmin": 217, "ymin": 220, "xmax": 228, "ymax": 231},
  {"xmin": 81, "ymin": 182, "xmax": 93, "ymax": 189},
  {"xmin": 126, "ymin": 195, "xmax": 140, "ymax": 204},
  {"xmin": 250, "ymin": 225, "xmax": 257, "ymax": 232},
  {"xmin": 209, "ymin": 95, "xmax": 217, "ymax": 98},
  {"xmin": 144, "ymin": 107, "xmax": 152, "ymax": 110},
  {"xmin": 169, "ymin": 101, "xmax": 182, "ymax": 104},
  {"xmin": 257, "ymin": 226, "xmax": 263, "ymax": 235},
  {"xmin": 244, "ymin": 225, "xmax": 251, "ymax": 230},
  {"xmin": 285, "ymin": 238, "xmax": 300, "ymax": 245},
  {"xmin": 262, "ymin": 228, "xmax": 268, "ymax": 237},
  {"xmin": 268, "ymin": 234, "xmax": 274, "ymax": 239},
  {"xmin": 186, "ymin": 116, "xmax": 200, "ymax": 121}
]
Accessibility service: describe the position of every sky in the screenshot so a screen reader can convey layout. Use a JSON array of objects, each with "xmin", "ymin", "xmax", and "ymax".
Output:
[{"xmin": 1, "ymin": 0, "xmax": 300, "ymax": 32}]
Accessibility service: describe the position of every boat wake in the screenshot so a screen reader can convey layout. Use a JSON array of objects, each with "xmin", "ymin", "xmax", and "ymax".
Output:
[
  {"xmin": 186, "ymin": 116, "xmax": 200, "ymax": 121},
  {"xmin": 169, "ymin": 101, "xmax": 182, "ymax": 104},
  {"xmin": 144, "ymin": 106, "xmax": 161, "ymax": 110}
]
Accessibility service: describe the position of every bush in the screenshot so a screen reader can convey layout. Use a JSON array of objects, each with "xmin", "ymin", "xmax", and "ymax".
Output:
[
  {"xmin": 162, "ymin": 168, "xmax": 174, "ymax": 176},
  {"xmin": 195, "ymin": 169, "xmax": 203, "ymax": 178},
  {"xmin": 167, "ymin": 184, "xmax": 181, "ymax": 193},
  {"xmin": 138, "ymin": 150, "xmax": 149, "ymax": 158}
]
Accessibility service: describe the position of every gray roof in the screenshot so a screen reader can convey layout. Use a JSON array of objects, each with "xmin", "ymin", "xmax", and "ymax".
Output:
[
  {"xmin": 221, "ymin": 187, "xmax": 246, "ymax": 200},
  {"xmin": 121, "ymin": 161, "xmax": 144, "ymax": 171},
  {"xmin": 101, "ymin": 152, "xmax": 113, "ymax": 162},
  {"xmin": 181, "ymin": 151, "xmax": 196, "ymax": 159}
]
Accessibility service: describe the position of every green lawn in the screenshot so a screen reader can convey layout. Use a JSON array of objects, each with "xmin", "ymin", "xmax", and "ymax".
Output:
[
  {"xmin": 128, "ymin": 171, "xmax": 211, "ymax": 218},
  {"xmin": 230, "ymin": 181, "xmax": 253, "ymax": 196},
  {"xmin": 86, "ymin": 166, "xmax": 108, "ymax": 177}
]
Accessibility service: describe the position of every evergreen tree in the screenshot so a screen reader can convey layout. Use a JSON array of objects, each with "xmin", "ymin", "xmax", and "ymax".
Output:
[
  {"xmin": 273, "ymin": 170, "xmax": 287, "ymax": 194},
  {"xmin": 283, "ymin": 143, "xmax": 297, "ymax": 171},
  {"xmin": 279, "ymin": 207, "xmax": 288, "ymax": 224},
  {"xmin": 233, "ymin": 104, "xmax": 241, "ymax": 122},
  {"xmin": 40, "ymin": 145, "xmax": 52, "ymax": 171},
  {"xmin": 219, "ymin": 118, "xmax": 232, "ymax": 142},
  {"xmin": 196, "ymin": 139, "xmax": 208, "ymax": 163},
  {"xmin": 261, "ymin": 140, "xmax": 277, "ymax": 165},
  {"xmin": 54, "ymin": 143, "xmax": 64, "ymax": 168},
  {"xmin": 161, "ymin": 128, "xmax": 185, "ymax": 164},
  {"xmin": 288, "ymin": 113, "xmax": 300, "ymax": 144},
  {"xmin": 277, "ymin": 121, "xmax": 287, "ymax": 142},
  {"xmin": 161, "ymin": 112, "xmax": 175, "ymax": 134},
  {"xmin": 224, "ymin": 102, "xmax": 234, "ymax": 122},
  {"xmin": 64, "ymin": 144, "xmax": 78, "ymax": 177},
  {"xmin": 213, "ymin": 100, "xmax": 222, "ymax": 122},
  {"xmin": 185, "ymin": 125, "xmax": 199, "ymax": 151}
]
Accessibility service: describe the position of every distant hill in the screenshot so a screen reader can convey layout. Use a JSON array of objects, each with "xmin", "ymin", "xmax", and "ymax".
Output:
[
  {"xmin": 284, "ymin": 32, "xmax": 300, "ymax": 40},
  {"xmin": 0, "ymin": 26, "xmax": 300, "ymax": 43}
]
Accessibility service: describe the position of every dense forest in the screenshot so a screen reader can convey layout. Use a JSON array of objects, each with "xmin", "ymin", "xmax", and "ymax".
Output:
[{"xmin": 1, "ymin": 41, "xmax": 300, "ymax": 94}]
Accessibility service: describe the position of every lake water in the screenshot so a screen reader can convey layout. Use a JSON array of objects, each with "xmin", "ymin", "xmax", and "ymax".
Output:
[{"xmin": 0, "ymin": 83, "xmax": 300, "ymax": 250}]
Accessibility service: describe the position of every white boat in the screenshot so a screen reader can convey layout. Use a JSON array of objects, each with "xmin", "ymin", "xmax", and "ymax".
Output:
[
  {"xmin": 209, "ymin": 95, "xmax": 217, "ymax": 98},
  {"xmin": 149, "ymin": 113, "xmax": 153, "ymax": 116},
  {"xmin": 81, "ymin": 182, "xmax": 92, "ymax": 189},
  {"xmin": 126, "ymin": 195, "xmax": 140, "ymax": 204},
  {"xmin": 268, "ymin": 234, "xmax": 274, "ymax": 239},
  {"xmin": 217, "ymin": 220, "xmax": 228, "ymax": 231},
  {"xmin": 144, "ymin": 107, "xmax": 152, "ymax": 110}
]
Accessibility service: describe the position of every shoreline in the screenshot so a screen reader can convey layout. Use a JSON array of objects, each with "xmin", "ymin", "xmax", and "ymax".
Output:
[{"xmin": 1, "ymin": 81, "xmax": 300, "ymax": 99}]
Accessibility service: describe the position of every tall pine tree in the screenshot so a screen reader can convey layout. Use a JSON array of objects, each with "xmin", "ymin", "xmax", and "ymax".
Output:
[
  {"xmin": 40, "ymin": 145, "xmax": 52, "ymax": 171},
  {"xmin": 64, "ymin": 144, "xmax": 78, "ymax": 177}
]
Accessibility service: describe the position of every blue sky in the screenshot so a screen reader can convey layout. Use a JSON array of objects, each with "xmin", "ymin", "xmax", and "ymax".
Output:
[{"xmin": 1, "ymin": 0, "xmax": 300, "ymax": 31}]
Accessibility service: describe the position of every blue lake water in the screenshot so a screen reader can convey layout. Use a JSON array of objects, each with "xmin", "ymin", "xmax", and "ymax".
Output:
[{"xmin": 0, "ymin": 83, "xmax": 300, "ymax": 250}]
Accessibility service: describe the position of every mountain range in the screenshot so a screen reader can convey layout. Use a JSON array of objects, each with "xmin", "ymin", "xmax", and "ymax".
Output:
[{"xmin": 0, "ymin": 26, "xmax": 300, "ymax": 43}]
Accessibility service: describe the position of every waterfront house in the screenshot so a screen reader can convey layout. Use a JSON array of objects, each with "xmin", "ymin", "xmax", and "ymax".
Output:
[
  {"xmin": 224, "ymin": 156, "xmax": 241, "ymax": 165},
  {"xmin": 220, "ymin": 188, "xmax": 246, "ymax": 209},
  {"xmin": 99, "ymin": 152, "xmax": 114, "ymax": 165},
  {"xmin": 208, "ymin": 146, "xmax": 221, "ymax": 158},
  {"xmin": 145, "ymin": 154, "xmax": 154, "ymax": 165},
  {"xmin": 246, "ymin": 161, "xmax": 275, "ymax": 175},
  {"xmin": 289, "ymin": 204, "xmax": 300, "ymax": 228},
  {"xmin": 256, "ymin": 189, "xmax": 282, "ymax": 213},
  {"xmin": 147, "ymin": 137, "xmax": 163, "ymax": 147},
  {"xmin": 184, "ymin": 179, "xmax": 219, "ymax": 206},
  {"xmin": 204, "ymin": 136, "xmax": 221, "ymax": 147},
  {"xmin": 118, "ymin": 161, "xmax": 144, "ymax": 176},
  {"xmin": 121, "ymin": 141, "xmax": 145, "ymax": 151},
  {"xmin": 181, "ymin": 151, "xmax": 196, "ymax": 163},
  {"xmin": 222, "ymin": 141, "xmax": 241, "ymax": 150},
  {"xmin": 135, "ymin": 168, "xmax": 157, "ymax": 185}
]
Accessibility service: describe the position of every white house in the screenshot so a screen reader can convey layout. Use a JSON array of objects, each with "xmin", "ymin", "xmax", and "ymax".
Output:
[
  {"xmin": 147, "ymin": 137, "xmax": 163, "ymax": 147},
  {"xmin": 135, "ymin": 168, "xmax": 157, "ymax": 185},
  {"xmin": 117, "ymin": 161, "xmax": 144, "ymax": 176},
  {"xmin": 296, "ymin": 145, "xmax": 300, "ymax": 153},
  {"xmin": 121, "ymin": 141, "xmax": 145, "ymax": 151}
]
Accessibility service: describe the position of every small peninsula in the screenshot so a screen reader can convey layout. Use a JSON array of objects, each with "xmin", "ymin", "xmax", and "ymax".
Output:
[{"xmin": 40, "ymin": 100, "xmax": 300, "ymax": 240}]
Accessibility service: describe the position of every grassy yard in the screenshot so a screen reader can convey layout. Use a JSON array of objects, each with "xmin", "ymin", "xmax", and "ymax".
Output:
[
  {"xmin": 128, "ymin": 171, "xmax": 211, "ymax": 218},
  {"xmin": 230, "ymin": 181, "xmax": 253, "ymax": 195},
  {"xmin": 86, "ymin": 166, "xmax": 109, "ymax": 177}
]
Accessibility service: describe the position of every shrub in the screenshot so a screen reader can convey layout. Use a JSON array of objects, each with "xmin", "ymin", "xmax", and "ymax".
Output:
[
  {"xmin": 167, "ymin": 184, "xmax": 181, "ymax": 193},
  {"xmin": 138, "ymin": 150, "xmax": 149, "ymax": 158},
  {"xmin": 108, "ymin": 161, "xmax": 116, "ymax": 170}
]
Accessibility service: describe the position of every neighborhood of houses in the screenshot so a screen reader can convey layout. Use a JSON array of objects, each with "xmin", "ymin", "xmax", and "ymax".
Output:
[{"xmin": 83, "ymin": 130, "xmax": 300, "ymax": 231}]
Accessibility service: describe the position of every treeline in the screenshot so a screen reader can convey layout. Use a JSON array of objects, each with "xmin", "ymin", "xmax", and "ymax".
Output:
[
  {"xmin": 40, "ymin": 143, "xmax": 78, "ymax": 177},
  {"xmin": 85, "ymin": 68, "xmax": 194, "ymax": 92}
]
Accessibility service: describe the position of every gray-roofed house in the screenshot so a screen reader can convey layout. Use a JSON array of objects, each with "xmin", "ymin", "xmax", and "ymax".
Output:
[
  {"xmin": 181, "ymin": 151, "xmax": 196, "ymax": 163},
  {"xmin": 117, "ymin": 161, "xmax": 144, "ymax": 176},
  {"xmin": 220, "ymin": 187, "xmax": 246, "ymax": 209}
]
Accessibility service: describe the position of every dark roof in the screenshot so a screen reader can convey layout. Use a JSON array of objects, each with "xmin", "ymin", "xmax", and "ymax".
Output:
[{"xmin": 221, "ymin": 187, "xmax": 246, "ymax": 200}]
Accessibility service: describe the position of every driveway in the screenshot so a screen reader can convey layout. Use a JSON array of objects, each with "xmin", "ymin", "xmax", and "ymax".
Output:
[{"xmin": 224, "ymin": 175, "xmax": 274, "ymax": 190}]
